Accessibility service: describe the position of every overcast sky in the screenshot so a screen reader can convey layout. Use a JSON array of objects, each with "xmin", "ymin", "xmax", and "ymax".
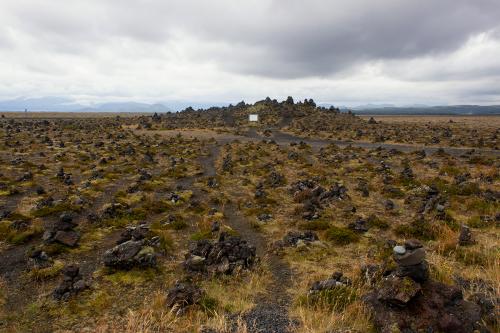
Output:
[{"xmin": 1, "ymin": 0, "xmax": 499, "ymax": 106}]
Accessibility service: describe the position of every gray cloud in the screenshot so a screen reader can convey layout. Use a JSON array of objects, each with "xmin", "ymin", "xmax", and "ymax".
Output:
[{"xmin": 0, "ymin": 0, "xmax": 499, "ymax": 104}]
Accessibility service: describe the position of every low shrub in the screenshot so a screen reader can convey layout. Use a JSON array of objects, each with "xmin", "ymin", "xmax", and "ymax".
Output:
[
  {"xmin": 297, "ymin": 286, "xmax": 357, "ymax": 311},
  {"xmin": 325, "ymin": 226, "xmax": 359, "ymax": 245}
]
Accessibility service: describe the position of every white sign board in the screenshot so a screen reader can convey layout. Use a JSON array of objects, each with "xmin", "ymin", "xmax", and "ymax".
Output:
[{"xmin": 249, "ymin": 114, "xmax": 259, "ymax": 122}]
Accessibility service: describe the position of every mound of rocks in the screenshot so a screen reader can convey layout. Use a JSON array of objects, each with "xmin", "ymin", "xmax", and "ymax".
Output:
[
  {"xmin": 310, "ymin": 272, "xmax": 351, "ymax": 293},
  {"xmin": 42, "ymin": 212, "xmax": 80, "ymax": 247},
  {"xmin": 103, "ymin": 239, "xmax": 156, "ymax": 269},
  {"xmin": 53, "ymin": 265, "xmax": 89, "ymax": 301},
  {"xmin": 458, "ymin": 224, "xmax": 475, "ymax": 246},
  {"xmin": 100, "ymin": 202, "xmax": 128, "ymax": 219},
  {"xmin": 184, "ymin": 232, "xmax": 257, "ymax": 275},
  {"xmin": 282, "ymin": 231, "xmax": 319, "ymax": 247},
  {"xmin": 364, "ymin": 240, "xmax": 485, "ymax": 333},
  {"xmin": 291, "ymin": 179, "xmax": 348, "ymax": 202},
  {"xmin": 166, "ymin": 281, "xmax": 204, "ymax": 313},
  {"xmin": 27, "ymin": 249, "xmax": 51, "ymax": 269},
  {"xmin": 116, "ymin": 223, "xmax": 151, "ymax": 244},
  {"xmin": 393, "ymin": 239, "xmax": 429, "ymax": 282},
  {"xmin": 291, "ymin": 179, "xmax": 348, "ymax": 219}
]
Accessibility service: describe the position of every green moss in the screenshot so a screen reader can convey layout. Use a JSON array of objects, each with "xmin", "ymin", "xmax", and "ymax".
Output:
[
  {"xmin": 468, "ymin": 156, "xmax": 494, "ymax": 165},
  {"xmin": 325, "ymin": 226, "xmax": 359, "ymax": 245},
  {"xmin": 297, "ymin": 286, "xmax": 357, "ymax": 311},
  {"xmin": 299, "ymin": 220, "xmax": 330, "ymax": 231},
  {"xmin": 367, "ymin": 215, "xmax": 389, "ymax": 230},
  {"xmin": 32, "ymin": 203, "xmax": 82, "ymax": 217},
  {"xmin": 466, "ymin": 198, "xmax": 498, "ymax": 215},
  {"xmin": 454, "ymin": 247, "xmax": 491, "ymax": 266},
  {"xmin": 152, "ymin": 229, "xmax": 174, "ymax": 252},
  {"xmin": 439, "ymin": 165, "xmax": 462, "ymax": 176},
  {"xmin": 0, "ymin": 221, "xmax": 11, "ymax": 241},
  {"xmin": 446, "ymin": 182, "xmax": 481, "ymax": 196},
  {"xmin": 394, "ymin": 221, "xmax": 437, "ymax": 241},
  {"xmin": 199, "ymin": 295, "xmax": 219, "ymax": 316},
  {"xmin": 467, "ymin": 215, "xmax": 493, "ymax": 229},
  {"xmin": 4, "ymin": 221, "xmax": 43, "ymax": 245},
  {"xmin": 167, "ymin": 219, "xmax": 188, "ymax": 230},
  {"xmin": 104, "ymin": 268, "xmax": 158, "ymax": 285},
  {"xmin": 28, "ymin": 260, "xmax": 64, "ymax": 280},
  {"xmin": 142, "ymin": 199, "xmax": 170, "ymax": 214},
  {"xmin": 190, "ymin": 231, "xmax": 213, "ymax": 241},
  {"xmin": 42, "ymin": 243, "xmax": 70, "ymax": 255}
]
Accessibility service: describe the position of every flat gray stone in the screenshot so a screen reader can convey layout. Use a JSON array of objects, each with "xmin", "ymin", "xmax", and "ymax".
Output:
[{"xmin": 393, "ymin": 245, "xmax": 406, "ymax": 255}]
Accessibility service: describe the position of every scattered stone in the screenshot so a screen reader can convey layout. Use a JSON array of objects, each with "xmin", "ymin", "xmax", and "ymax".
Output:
[
  {"xmin": 282, "ymin": 231, "xmax": 318, "ymax": 247},
  {"xmin": 267, "ymin": 170, "xmax": 285, "ymax": 188},
  {"xmin": 458, "ymin": 224, "xmax": 475, "ymax": 246},
  {"xmin": 184, "ymin": 232, "xmax": 257, "ymax": 275},
  {"xmin": 257, "ymin": 213, "xmax": 272, "ymax": 222},
  {"xmin": 377, "ymin": 275, "xmax": 421, "ymax": 307},
  {"xmin": 384, "ymin": 199, "xmax": 395, "ymax": 210},
  {"xmin": 166, "ymin": 281, "xmax": 203, "ymax": 314},
  {"xmin": 53, "ymin": 265, "xmax": 89, "ymax": 301},
  {"xmin": 27, "ymin": 249, "xmax": 51, "ymax": 269},
  {"xmin": 309, "ymin": 272, "xmax": 351, "ymax": 293},
  {"xmin": 103, "ymin": 240, "xmax": 157, "ymax": 269},
  {"xmin": 400, "ymin": 165, "xmax": 414, "ymax": 180},
  {"xmin": 364, "ymin": 280, "xmax": 483, "ymax": 333},
  {"xmin": 117, "ymin": 224, "xmax": 150, "ymax": 244},
  {"xmin": 43, "ymin": 212, "xmax": 80, "ymax": 247},
  {"xmin": 210, "ymin": 221, "xmax": 220, "ymax": 233},
  {"xmin": 348, "ymin": 217, "xmax": 369, "ymax": 232},
  {"xmin": 54, "ymin": 230, "xmax": 80, "ymax": 247}
]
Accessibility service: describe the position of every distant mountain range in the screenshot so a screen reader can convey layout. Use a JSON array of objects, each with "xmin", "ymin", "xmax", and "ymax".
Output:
[
  {"xmin": 0, "ymin": 97, "xmax": 499, "ymax": 115},
  {"xmin": 0, "ymin": 97, "xmax": 174, "ymax": 113},
  {"xmin": 342, "ymin": 105, "xmax": 500, "ymax": 115}
]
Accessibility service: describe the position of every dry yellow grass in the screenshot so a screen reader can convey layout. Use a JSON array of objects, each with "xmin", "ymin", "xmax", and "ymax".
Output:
[{"xmin": 359, "ymin": 115, "xmax": 500, "ymax": 130}]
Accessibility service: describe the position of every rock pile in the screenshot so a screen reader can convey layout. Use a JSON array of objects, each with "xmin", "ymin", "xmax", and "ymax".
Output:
[
  {"xmin": 43, "ymin": 212, "xmax": 80, "ymax": 247},
  {"xmin": 184, "ymin": 232, "xmax": 257, "ymax": 275},
  {"xmin": 166, "ymin": 281, "xmax": 204, "ymax": 313},
  {"xmin": 393, "ymin": 239, "xmax": 429, "ymax": 282},
  {"xmin": 103, "ymin": 239, "xmax": 157, "ymax": 269},
  {"xmin": 100, "ymin": 202, "xmax": 128, "ymax": 219},
  {"xmin": 309, "ymin": 272, "xmax": 351, "ymax": 293},
  {"xmin": 56, "ymin": 167, "xmax": 73, "ymax": 185},
  {"xmin": 281, "ymin": 231, "xmax": 319, "ymax": 247},
  {"xmin": 291, "ymin": 179, "xmax": 348, "ymax": 219},
  {"xmin": 27, "ymin": 249, "xmax": 51, "ymax": 269},
  {"xmin": 53, "ymin": 265, "xmax": 89, "ymax": 301},
  {"xmin": 267, "ymin": 170, "xmax": 285, "ymax": 187},
  {"xmin": 364, "ymin": 240, "xmax": 485, "ymax": 333},
  {"xmin": 458, "ymin": 224, "xmax": 475, "ymax": 246},
  {"xmin": 348, "ymin": 217, "xmax": 369, "ymax": 232},
  {"xmin": 116, "ymin": 223, "xmax": 152, "ymax": 244}
]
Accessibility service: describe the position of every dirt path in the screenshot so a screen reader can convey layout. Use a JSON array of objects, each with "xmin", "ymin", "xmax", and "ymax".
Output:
[
  {"xmin": 141, "ymin": 127, "xmax": 499, "ymax": 157},
  {"xmin": 194, "ymin": 143, "xmax": 296, "ymax": 332},
  {"xmin": 223, "ymin": 204, "xmax": 295, "ymax": 333}
]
